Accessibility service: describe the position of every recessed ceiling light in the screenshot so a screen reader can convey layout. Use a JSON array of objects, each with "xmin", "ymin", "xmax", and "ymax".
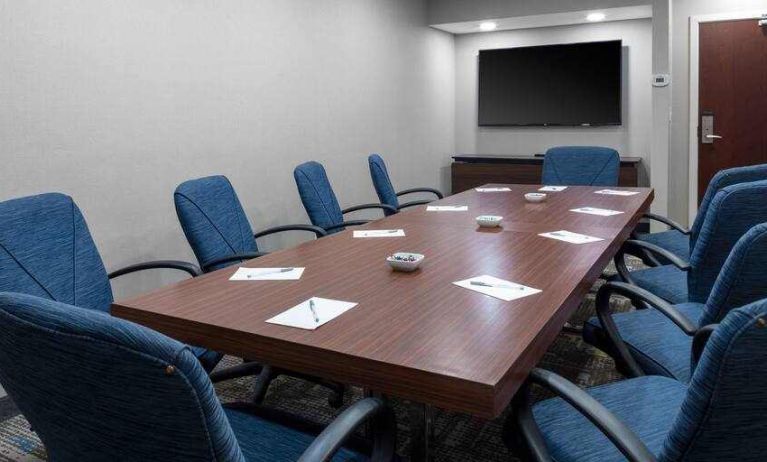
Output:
[
  {"xmin": 479, "ymin": 21, "xmax": 498, "ymax": 32},
  {"xmin": 587, "ymin": 12, "xmax": 606, "ymax": 22}
]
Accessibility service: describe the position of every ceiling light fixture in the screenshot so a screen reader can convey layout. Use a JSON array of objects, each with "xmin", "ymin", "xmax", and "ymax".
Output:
[
  {"xmin": 479, "ymin": 21, "xmax": 498, "ymax": 32},
  {"xmin": 586, "ymin": 12, "xmax": 606, "ymax": 22}
]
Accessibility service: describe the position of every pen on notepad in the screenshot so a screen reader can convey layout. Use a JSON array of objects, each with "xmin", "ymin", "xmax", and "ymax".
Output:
[
  {"xmin": 246, "ymin": 268, "xmax": 294, "ymax": 279},
  {"xmin": 308, "ymin": 299, "xmax": 320, "ymax": 323},
  {"xmin": 470, "ymin": 281, "xmax": 525, "ymax": 291}
]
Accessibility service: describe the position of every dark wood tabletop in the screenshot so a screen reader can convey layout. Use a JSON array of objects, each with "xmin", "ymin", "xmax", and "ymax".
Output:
[{"xmin": 112, "ymin": 184, "xmax": 653, "ymax": 418}]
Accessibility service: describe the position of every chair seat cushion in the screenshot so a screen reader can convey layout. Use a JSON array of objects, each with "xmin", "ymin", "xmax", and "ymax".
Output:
[
  {"xmin": 636, "ymin": 230, "xmax": 690, "ymax": 263},
  {"xmin": 189, "ymin": 345, "xmax": 224, "ymax": 372},
  {"xmin": 629, "ymin": 265, "xmax": 688, "ymax": 304},
  {"xmin": 583, "ymin": 302, "xmax": 704, "ymax": 382},
  {"xmin": 532, "ymin": 376, "xmax": 686, "ymax": 462},
  {"xmin": 225, "ymin": 408, "xmax": 366, "ymax": 462}
]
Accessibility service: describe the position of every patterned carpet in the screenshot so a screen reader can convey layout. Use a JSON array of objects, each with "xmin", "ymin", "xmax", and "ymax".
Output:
[{"xmin": 0, "ymin": 265, "xmax": 637, "ymax": 461}]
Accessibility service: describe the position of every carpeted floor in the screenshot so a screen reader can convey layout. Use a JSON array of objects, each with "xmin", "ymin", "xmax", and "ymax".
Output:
[{"xmin": 0, "ymin": 263, "xmax": 639, "ymax": 461}]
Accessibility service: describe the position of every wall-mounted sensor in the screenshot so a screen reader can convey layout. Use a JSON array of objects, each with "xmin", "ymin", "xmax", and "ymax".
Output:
[{"xmin": 652, "ymin": 74, "xmax": 670, "ymax": 87}]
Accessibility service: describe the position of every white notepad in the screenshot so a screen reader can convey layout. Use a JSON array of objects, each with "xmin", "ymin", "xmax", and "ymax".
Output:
[
  {"xmin": 266, "ymin": 297, "xmax": 358, "ymax": 330},
  {"xmin": 570, "ymin": 207, "xmax": 624, "ymax": 217},
  {"xmin": 539, "ymin": 230, "xmax": 605, "ymax": 244},
  {"xmin": 353, "ymin": 229, "xmax": 405, "ymax": 238},
  {"xmin": 427, "ymin": 205, "xmax": 468, "ymax": 212},
  {"xmin": 539, "ymin": 186, "xmax": 568, "ymax": 192},
  {"xmin": 594, "ymin": 189, "xmax": 640, "ymax": 196},
  {"xmin": 453, "ymin": 275, "xmax": 541, "ymax": 302},
  {"xmin": 229, "ymin": 267, "xmax": 305, "ymax": 281},
  {"xmin": 475, "ymin": 187, "xmax": 511, "ymax": 192}
]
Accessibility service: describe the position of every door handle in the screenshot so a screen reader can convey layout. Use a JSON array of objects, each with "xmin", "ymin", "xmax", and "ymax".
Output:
[{"xmin": 705, "ymin": 134, "xmax": 723, "ymax": 140}]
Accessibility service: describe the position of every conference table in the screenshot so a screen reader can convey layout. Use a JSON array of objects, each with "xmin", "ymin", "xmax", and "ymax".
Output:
[{"xmin": 112, "ymin": 183, "xmax": 653, "ymax": 457}]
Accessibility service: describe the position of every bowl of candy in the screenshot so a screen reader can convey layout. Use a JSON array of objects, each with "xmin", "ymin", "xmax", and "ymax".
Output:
[
  {"xmin": 524, "ymin": 192, "xmax": 548, "ymax": 203},
  {"xmin": 386, "ymin": 252, "xmax": 424, "ymax": 272},
  {"xmin": 476, "ymin": 215, "xmax": 503, "ymax": 228}
]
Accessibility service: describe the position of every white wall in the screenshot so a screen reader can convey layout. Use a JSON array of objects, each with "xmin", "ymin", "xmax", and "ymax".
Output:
[
  {"xmin": 454, "ymin": 19, "xmax": 653, "ymax": 182},
  {"xmin": 0, "ymin": 0, "xmax": 456, "ymax": 297}
]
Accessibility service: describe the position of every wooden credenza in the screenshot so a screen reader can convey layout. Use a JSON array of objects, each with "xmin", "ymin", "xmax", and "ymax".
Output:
[{"xmin": 451, "ymin": 154, "xmax": 642, "ymax": 193}]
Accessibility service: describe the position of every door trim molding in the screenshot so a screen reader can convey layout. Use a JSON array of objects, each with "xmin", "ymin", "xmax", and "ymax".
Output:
[{"xmin": 688, "ymin": 10, "xmax": 765, "ymax": 224}]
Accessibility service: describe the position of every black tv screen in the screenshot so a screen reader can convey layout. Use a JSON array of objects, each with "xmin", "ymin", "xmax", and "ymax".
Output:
[{"xmin": 478, "ymin": 40, "xmax": 622, "ymax": 126}]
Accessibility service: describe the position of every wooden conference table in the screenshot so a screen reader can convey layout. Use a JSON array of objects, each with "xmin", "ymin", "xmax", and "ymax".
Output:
[{"xmin": 113, "ymin": 184, "xmax": 653, "ymax": 421}]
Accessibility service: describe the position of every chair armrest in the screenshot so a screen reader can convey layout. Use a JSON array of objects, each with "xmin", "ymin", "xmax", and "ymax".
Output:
[
  {"xmin": 298, "ymin": 397, "xmax": 396, "ymax": 462},
  {"xmin": 323, "ymin": 220, "xmax": 370, "ymax": 233},
  {"xmin": 624, "ymin": 240, "xmax": 691, "ymax": 271},
  {"xmin": 254, "ymin": 224, "xmax": 327, "ymax": 240},
  {"xmin": 108, "ymin": 260, "xmax": 202, "ymax": 279},
  {"xmin": 396, "ymin": 187, "xmax": 444, "ymax": 199},
  {"xmin": 691, "ymin": 324, "xmax": 718, "ymax": 370},
  {"xmin": 341, "ymin": 203, "xmax": 398, "ymax": 215},
  {"xmin": 398, "ymin": 199, "xmax": 433, "ymax": 210},
  {"xmin": 643, "ymin": 213, "xmax": 690, "ymax": 235},
  {"xmin": 516, "ymin": 368, "xmax": 656, "ymax": 462},
  {"xmin": 201, "ymin": 252, "xmax": 269, "ymax": 273}
]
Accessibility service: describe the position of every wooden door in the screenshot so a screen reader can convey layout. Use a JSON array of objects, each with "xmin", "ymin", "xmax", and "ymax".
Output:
[{"xmin": 698, "ymin": 18, "xmax": 767, "ymax": 203}]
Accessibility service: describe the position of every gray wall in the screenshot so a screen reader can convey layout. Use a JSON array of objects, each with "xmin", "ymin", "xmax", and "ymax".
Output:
[
  {"xmin": 669, "ymin": 0, "xmax": 767, "ymax": 224},
  {"xmin": 0, "ymin": 0, "xmax": 456, "ymax": 297},
  {"xmin": 454, "ymin": 19, "xmax": 652, "ymax": 184}
]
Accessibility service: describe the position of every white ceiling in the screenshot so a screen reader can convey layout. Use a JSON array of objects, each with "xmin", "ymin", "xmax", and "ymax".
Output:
[{"xmin": 431, "ymin": 5, "xmax": 653, "ymax": 34}]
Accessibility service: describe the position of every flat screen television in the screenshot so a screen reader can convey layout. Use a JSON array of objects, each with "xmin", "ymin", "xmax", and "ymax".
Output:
[{"xmin": 478, "ymin": 40, "xmax": 622, "ymax": 127}]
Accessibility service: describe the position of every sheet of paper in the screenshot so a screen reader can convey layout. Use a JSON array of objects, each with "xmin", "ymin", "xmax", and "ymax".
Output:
[
  {"xmin": 427, "ymin": 205, "xmax": 468, "ymax": 212},
  {"xmin": 539, "ymin": 230, "xmax": 605, "ymax": 244},
  {"xmin": 266, "ymin": 297, "xmax": 358, "ymax": 330},
  {"xmin": 353, "ymin": 229, "xmax": 405, "ymax": 238},
  {"xmin": 475, "ymin": 187, "xmax": 511, "ymax": 192},
  {"xmin": 453, "ymin": 275, "xmax": 541, "ymax": 302},
  {"xmin": 594, "ymin": 189, "xmax": 640, "ymax": 196},
  {"xmin": 229, "ymin": 267, "xmax": 305, "ymax": 281},
  {"xmin": 570, "ymin": 207, "xmax": 624, "ymax": 217},
  {"xmin": 539, "ymin": 186, "xmax": 568, "ymax": 192}
]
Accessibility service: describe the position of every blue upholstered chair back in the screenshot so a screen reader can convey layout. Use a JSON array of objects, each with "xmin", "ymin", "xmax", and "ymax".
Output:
[
  {"xmin": 688, "ymin": 180, "xmax": 767, "ymax": 303},
  {"xmin": 690, "ymin": 163, "xmax": 767, "ymax": 251},
  {"xmin": 174, "ymin": 176, "xmax": 258, "ymax": 272},
  {"xmin": 0, "ymin": 193, "xmax": 112, "ymax": 313},
  {"xmin": 293, "ymin": 161, "xmax": 345, "ymax": 230},
  {"xmin": 541, "ymin": 146, "xmax": 620, "ymax": 186},
  {"xmin": 700, "ymin": 223, "xmax": 767, "ymax": 326},
  {"xmin": 0, "ymin": 292, "xmax": 244, "ymax": 461},
  {"xmin": 660, "ymin": 298, "xmax": 767, "ymax": 461},
  {"xmin": 368, "ymin": 154, "xmax": 399, "ymax": 216}
]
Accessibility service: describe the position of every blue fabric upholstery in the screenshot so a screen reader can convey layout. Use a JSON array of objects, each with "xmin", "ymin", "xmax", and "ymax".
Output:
[
  {"xmin": 534, "ymin": 298, "xmax": 767, "ymax": 461},
  {"xmin": 0, "ymin": 193, "xmax": 221, "ymax": 372},
  {"xmin": 0, "ymin": 292, "xmax": 245, "ymax": 462},
  {"xmin": 293, "ymin": 161, "xmax": 345, "ymax": 232},
  {"xmin": 583, "ymin": 303, "xmax": 704, "ymax": 382},
  {"xmin": 541, "ymin": 146, "xmax": 620, "ymax": 186},
  {"xmin": 629, "ymin": 265, "xmax": 689, "ymax": 304},
  {"xmin": 175, "ymin": 176, "xmax": 258, "ymax": 272},
  {"xmin": 532, "ymin": 376, "xmax": 686, "ymax": 462},
  {"xmin": 368, "ymin": 154, "xmax": 399, "ymax": 216},
  {"xmin": 635, "ymin": 229, "xmax": 690, "ymax": 264},
  {"xmin": 226, "ymin": 409, "xmax": 364, "ymax": 462}
]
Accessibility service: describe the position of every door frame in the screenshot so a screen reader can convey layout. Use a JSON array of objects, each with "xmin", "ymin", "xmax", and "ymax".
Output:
[{"xmin": 688, "ymin": 10, "xmax": 765, "ymax": 224}]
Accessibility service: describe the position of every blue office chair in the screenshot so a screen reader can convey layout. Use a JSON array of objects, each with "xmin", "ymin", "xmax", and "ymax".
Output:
[
  {"xmin": 614, "ymin": 180, "xmax": 767, "ymax": 305},
  {"xmin": 294, "ymin": 161, "xmax": 397, "ymax": 233},
  {"xmin": 629, "ymin": 163, "xmax": 767, "ymax": 266},
  {"xmin": 509, "ymin": 297, "xmax": 767, "ymax": 462},
  {"xmin": 541, "ymin": 146, "xmax": 620, "ymax": 186},
  {"xmin": 0, "ymin": 292, "xmax": 395, "ymax": 462},
  {"xmin": 368, "ymin": 154, "xmax": 443, "ymax": 216},
  {"xmin": 0, "ymin": 193, "xmax": 254, "ymax": 381},
  {"xmin": 175, "ymin": 175, "xmax": 327, "ymax": 273},
  {"xmin": 584, "ymin": 223, "xmax": 767, "ymax": 382},
  {"xmin": 175, "ymin": 176, "xmax": 344, "ymax": 406}
]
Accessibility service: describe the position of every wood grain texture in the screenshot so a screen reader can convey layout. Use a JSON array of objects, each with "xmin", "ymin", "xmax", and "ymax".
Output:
[{"xmin": 112, "ymin": 185, "xmax": 653, "ymax": 418}]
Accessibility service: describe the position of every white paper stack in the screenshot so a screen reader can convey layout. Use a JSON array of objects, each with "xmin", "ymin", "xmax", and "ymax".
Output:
[
  {"xmin": 538, "ymin": 230, "xmax": 604, "ymax": 244},
  {"xmin": 539, "ymin": 186, "xmax": 568, "ymax": 192},
  {"xmin": 475, "ymin": 187, "xmax": 511, "ymax": 192},
  {"xmin": 453, "ymin": 275, "xmax": 541, "ymax": 302},
  {"xmin": 594, "ymin": 189, "xmax": 640, "ymax": 196},
  {"xmin": 266, "ymin": 297, "xmax": 358, "ymax": 330},
  {"xmin": 427, "ymin": 205, "xmax": 468, "ymax": 212},
  {"xmin": 229, "ymin": 267, "xmax": 305, "ymax": 281},
  {"xmin": 353, "ymin": 229, "xmax": 405, "ymax": 238},
  {"xmin": 569, "ymin": 207, "xmax": 624, "ymax": 217}
]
